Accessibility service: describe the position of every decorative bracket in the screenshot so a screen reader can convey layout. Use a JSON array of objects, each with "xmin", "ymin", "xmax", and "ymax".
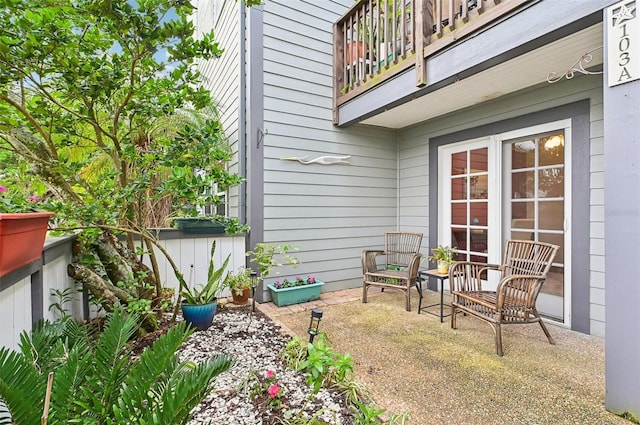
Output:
[{"xmin": 547, "ymin": 46, "xmax": 604, "ymax": 83}]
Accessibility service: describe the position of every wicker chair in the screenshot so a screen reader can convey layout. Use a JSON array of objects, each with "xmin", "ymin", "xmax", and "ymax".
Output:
[
  {"xmin": 362, "ymin": 231, "xmax": 423, "ymax": 311},
  {"xmin": 450, "ymin": 239, "xmax": 559, "ymax": 356}
]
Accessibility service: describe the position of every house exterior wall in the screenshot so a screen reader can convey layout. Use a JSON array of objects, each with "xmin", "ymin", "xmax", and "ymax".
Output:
[
  {"xmin": 338, "ymin": 0, "xmax": 613, "ymax": 126},
  {"xmin": 194, "ymin": 0, "xmax": 242, "ymax": 220},
  {"xmin": 398, "ymin": 75, "xmax": 604, "ymax": 336},
  {"xmin": 259, "ymin": 0, "xmax": 399, "ymax": 293}
]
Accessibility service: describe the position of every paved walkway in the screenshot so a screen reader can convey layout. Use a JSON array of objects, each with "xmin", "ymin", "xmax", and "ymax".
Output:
[{"xmin": 256, "ymin": 287, "xmax": 362, "ymax": 321}]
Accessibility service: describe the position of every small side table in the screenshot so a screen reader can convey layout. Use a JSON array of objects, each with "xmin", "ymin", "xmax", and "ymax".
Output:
[{"xmin": 417, "ymin": 269, "xmax": 451, "ymax": 323}]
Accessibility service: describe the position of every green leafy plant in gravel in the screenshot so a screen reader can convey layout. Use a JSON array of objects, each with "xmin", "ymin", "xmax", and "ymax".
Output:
[
  {"xmin": 0, "ymin": 308, "xmax": 234, "ymax": 425},
  {"xmin": 282, "ymin": 333, "xmax": 409, "ymax": 424}
]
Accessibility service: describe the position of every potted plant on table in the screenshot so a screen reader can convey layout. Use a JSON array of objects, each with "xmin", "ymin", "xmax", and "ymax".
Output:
[
  {"xmin": 180, "ymin": 241, "xmax": 230, "ymax": 330},
  {"xmin": 427, "ymin": 245, "xmax": 454, "ymax": 274},
  {"xmin": 226, "ymin": 267, "xmax": 252, "ymax": 305}
]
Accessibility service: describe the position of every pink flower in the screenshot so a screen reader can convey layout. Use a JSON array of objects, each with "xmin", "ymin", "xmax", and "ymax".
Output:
[
  {"xmin": 0, "ymin": 185, "xmax": 6, "ymax": 193},
  {"xmin": 27, "ymin": 195, "xmax": 40, "ymax": 202},
  {"xmin": 267, "ymin": 384, "xmax": 281, "ymax": 399},
  {"xmin": 265, "ymin": 370, "xmax": 275, "ymax": 379},
  {"xmin": 308, "ymin": 276, "xmax": 315, "ymax": 284}
]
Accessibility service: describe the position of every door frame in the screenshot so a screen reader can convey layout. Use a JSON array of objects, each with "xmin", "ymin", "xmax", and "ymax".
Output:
[
  {"xmin": 499, "ymin": 119, "xmax": 572, "ymax": 327},
  {"xmin": 436, "ymin": 119, "xmax": 572, "ymax": 326},
  {"xmin": 428, "ymin": 100, "xmax": 591, "ymax": 333}
]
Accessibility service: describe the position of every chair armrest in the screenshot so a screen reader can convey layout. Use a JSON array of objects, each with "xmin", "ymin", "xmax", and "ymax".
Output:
[
  {"xmin": 406, "ymin": 252, "xmax": 422, "ymax": 281},
  {"xmin": 449, "ymin": 261, "xmax": 501, "ymax": 292},
  {"xmin": 495, "ymin": 274, "xmax": 546, "ymax": 309},
  {"xmin": 362, "ymin": 250, "xmax": 385, "ymax": 274}
]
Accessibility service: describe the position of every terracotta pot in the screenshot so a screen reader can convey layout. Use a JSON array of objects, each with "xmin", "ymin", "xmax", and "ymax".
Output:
[
  {"xmin": 0, "ymin": 212, "xmax": 54, "ymax": 277},
  {"xmin": 231, "ymin": 286, "xmax": 251, "ymax": 305},
  {"xmin": 346, "ymin": 41, "xmax": 368, "ymax": 63}
]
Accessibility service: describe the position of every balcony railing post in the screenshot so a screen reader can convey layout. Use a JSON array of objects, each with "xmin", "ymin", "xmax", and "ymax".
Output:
[
  {"xmin": 414, "ymin": 0, "xmax": 432, "ymax": 86},
  {"xmin": 333, "ymin": 20, "xmax": 344, "ymax": 124}
]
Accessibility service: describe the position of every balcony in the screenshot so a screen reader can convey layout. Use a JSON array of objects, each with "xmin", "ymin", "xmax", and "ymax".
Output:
[{"xmin": 333, "ymin": 0, "xmax": 532, "ymax": 124}]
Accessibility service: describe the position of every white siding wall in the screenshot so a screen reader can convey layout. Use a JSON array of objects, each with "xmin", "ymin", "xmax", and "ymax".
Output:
[
  {"xmin": 261, "ymin": 0, "xmax": 397, "ymax": 292},
  {"xmin": 1, "ymin": 234, "xmax": 246, "ymax": 351},
  {"xmin": 195, "ymin": 0, "xmax": 242, "ymax": 219},
  {"xmin": 0, "ymin": 276, "xmax": 30, "ymax": 351},
  {"xmin": 150, "ymin": 235, "xmax": 246, "ymax": 298},
  {"xmin": 398, "ymin": 76, "xmax": 605, "ymax": 336}
]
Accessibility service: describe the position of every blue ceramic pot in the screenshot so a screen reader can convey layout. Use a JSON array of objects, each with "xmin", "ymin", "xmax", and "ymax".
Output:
[{"xmin": 181, "ymin": 300, "xmax": 217, "ymax": 331}]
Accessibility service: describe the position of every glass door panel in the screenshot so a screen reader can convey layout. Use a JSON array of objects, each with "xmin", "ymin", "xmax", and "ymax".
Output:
[
  {"xmin": 449, "ymin": 147, "xmax": 489, "ymax": 264},
  {"xmin": 505, "ymin": 131, "xmax": 566, "ymax": 321}
]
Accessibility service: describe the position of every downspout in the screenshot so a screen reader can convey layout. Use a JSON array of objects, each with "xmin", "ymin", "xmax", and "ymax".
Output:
[
  {"xmin": 396, "ymin": 132, "xmax": 400, "ymax": 230},
  {"xmin": 239, "ymin": 3, "xmax": 247, "ymax": 229}
]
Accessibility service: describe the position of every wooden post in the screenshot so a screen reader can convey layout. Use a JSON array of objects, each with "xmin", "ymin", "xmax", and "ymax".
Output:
[{"xmin": 414, "ymin": 0, "xmax": 431, "ymax": 86}]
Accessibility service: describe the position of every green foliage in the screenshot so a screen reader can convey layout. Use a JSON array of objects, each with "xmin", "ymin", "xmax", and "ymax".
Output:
[
  {"xmin": 298, "ymin": 334, "xmax": 354, "ymax": 394},
  {"xmin": 351, "ymin": 399, "xmax": 387, "ymax": 425},
  {"xmin": 427, "ymin": 245, "xmax": 454, "ymax": 264},
  {"xmin": 282, "ymin": 333, "xmax": 410, "ymax": 424},
  {"xmin": 181, "ymin": 240, "xmax": 230, "ymax": 304},
  {"xmin": 0, "ymin": 308, "xmax": 234, "ymax": 425},
  {"xmin": 48, "ymin": 287, "xmax": 79, "ymax": 320},
  {"xmin": 282, "ymin": 335, "xmax": 309, "ymax": 371},
  {"xmin": 247, "ymin": 243, "xmax": 300, "ymax": 281},
  {"xmin": 226, "ymin": 267, "xmax": 252, "ymax": 295},
  {"xmin": 0, "ymin": 0, "xmax": 247, "ymax": 301}
]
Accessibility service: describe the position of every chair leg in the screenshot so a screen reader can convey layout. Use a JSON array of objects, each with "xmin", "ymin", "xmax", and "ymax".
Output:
[
  {"xmin": 538, "ymin": 319, "xmax": 556, "ymax": 345},
  {"xmin": 405, "ymin": 289, "xmax": 411, "ymax": 311},
  {"xmin": 451, "ymin": 304, "xmax": 457, "ymax": 329},
  {"xmin": 362, "ymin": 284, "xmax": 368, "ymax": 304},
  {"xmin": 494, "ymin": 322, "xmax": 504, "ymax": 357},
  {"xmin": 532, "ymin": 307, "xmax": 555, "ymax": 345}
]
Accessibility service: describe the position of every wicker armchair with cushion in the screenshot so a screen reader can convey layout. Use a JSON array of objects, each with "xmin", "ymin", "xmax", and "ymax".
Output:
[
  {"xmin": 449, "ymin": 239, "xmax": 559, "ymax": 356},
  {"xmin": 362, "ymin": 231, "xmax": 423, "ymax": 311}
]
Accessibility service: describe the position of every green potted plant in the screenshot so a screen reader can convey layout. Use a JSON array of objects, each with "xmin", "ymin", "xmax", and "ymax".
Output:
[
  {"xmin": 246, "ymin": 243, "xmax": 302, "ymax": 305},
  {"xmin": 246, "ymin": 243, "xmax": 300, "ymax": 282},
  {"xmin": 226, "ymin": 267, "xmax": 252, "ymax": 305},
  {"xmin": 267, "ymin": 275, "xmax": 325, "ymax": 307},
  {"xmin": 427, "ymin": 245, "xmax": 454, "ymax": 274},
  {"xmin": 180, "ymin": 241, "xmax": 230, "ymax": 330}
]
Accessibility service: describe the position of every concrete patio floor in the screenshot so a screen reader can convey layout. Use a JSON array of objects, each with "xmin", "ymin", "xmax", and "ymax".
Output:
[{"xmin": 256, "ymin": 287, "xmax": 631, "ymax": 425}]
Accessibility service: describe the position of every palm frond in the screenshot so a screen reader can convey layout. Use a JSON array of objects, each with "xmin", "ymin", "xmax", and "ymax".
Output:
[
  {"xmin": 153, "ymin": 353, "xmax": 235, "ymax": 424},
  {"xmin": 86, "ymin": 310, "xmax": 139, "ymax": 418},
  {"xmin": 0, "ymin": 346, "xmax": 44, "ymax": 425},
  {"xmin": 116, "ymin": 322, "xmax": 193, "ymax": 419},
  {"xmin": 48, "ymin": 344, "xmax": 93, "ymax": 423}
]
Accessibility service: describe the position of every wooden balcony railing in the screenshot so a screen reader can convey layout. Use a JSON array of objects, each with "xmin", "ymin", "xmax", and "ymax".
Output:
[{"xmin": 333, "ymin": 0, "xmax": 531, "ymax": 122}]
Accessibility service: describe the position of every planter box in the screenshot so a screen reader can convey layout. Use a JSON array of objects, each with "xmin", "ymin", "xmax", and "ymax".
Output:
[
  {"xmin": 267, "ymin": 281, "xmax": 325, "ymax": 307},
  {"xmin": 173, "ymin": 217, "xmax": 225, "ymax": 234},
  {"xmin": 0, "ymin": 212, "xmax": 54, "ymax": 277}
]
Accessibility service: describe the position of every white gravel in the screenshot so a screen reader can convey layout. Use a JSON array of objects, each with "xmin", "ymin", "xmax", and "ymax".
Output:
[{"xmin": 177, "ymin": 306, "xmax": 352, "ymax": 425}]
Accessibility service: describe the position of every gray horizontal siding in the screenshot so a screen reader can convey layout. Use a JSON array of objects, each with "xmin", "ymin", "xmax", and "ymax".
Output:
[
  {"xmin": 261, "ymin": 0, "xmax": 397, "ymax": 291},
  {"xmin": 399, "ymin": 75, "xmax": 604, "ymax": 335},
  {"xmin": 196, "ymin": 0, "xmax": 242, "ymax": 220}
]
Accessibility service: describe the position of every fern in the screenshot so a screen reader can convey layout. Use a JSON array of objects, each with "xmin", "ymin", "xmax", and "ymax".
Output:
[
  {"xmin": 0, "ymin": 347, "xmax": 44, "ymax": 425},
  {"xmin": 0, "ymin": 306, "xmax": 233, "ymax": 424}
]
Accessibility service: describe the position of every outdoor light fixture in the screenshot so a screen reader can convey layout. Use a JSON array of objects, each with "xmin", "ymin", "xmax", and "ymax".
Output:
[
  {"xmin": 250, "ymin": 270, "xmax": 259, "ymax": 312},
  {"xmin": 544, "ymin": 134, "xmax": 564, "ymax": 150},
  {"xmin": 307, "ymin": 308, "xmax": 323, "ymax": 343}
]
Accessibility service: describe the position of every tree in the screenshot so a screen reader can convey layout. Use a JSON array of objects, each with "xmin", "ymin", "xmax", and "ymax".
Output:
[{"xmin": 0, "ymin": 0, "xmax": 245, "ymax": 327}]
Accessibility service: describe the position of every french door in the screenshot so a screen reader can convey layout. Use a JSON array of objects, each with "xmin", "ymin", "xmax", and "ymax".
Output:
[{"xmin": 438, "ymin": 120, "xmax": 571, "ymax": 325}]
